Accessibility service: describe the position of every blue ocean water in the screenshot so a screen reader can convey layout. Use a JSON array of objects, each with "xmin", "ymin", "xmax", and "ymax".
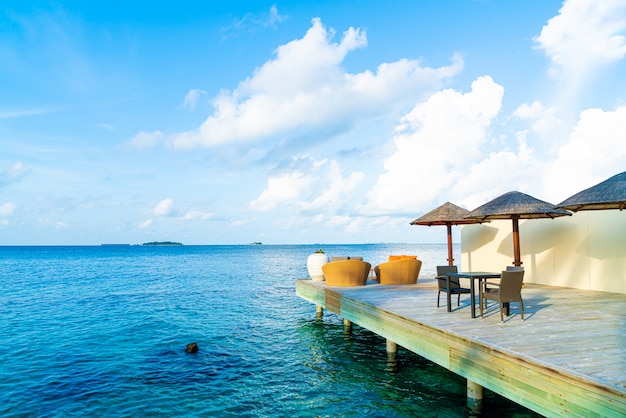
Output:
[{"xmin": 0, "ymin": 244, "xmax": 538, "ymax": 417}]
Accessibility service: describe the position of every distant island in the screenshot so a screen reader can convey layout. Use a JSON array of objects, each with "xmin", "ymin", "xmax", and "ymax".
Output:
[
  {"xmin": 248, "ymin": 242, "xmax": 263, "ymax": 245},
  {"xmin": 142, "ymin": 241, "xmax": 183, "ymax": 246}
]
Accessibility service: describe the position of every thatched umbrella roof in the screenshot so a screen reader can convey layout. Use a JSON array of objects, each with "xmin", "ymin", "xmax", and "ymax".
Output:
[
  {"xmin": 465, "ymin": 191, "xmax": 571, "ymax": 221},
  {"xmin": 556, "ymin": 171, "xmax": 626, "ymax": 212},
  {"xmin": 410, "ymin": 201, "xmax": 484, "ymax": 226},
  {"xmin": 411, "ymin": 202, "xmax": 486, "ymax": 265},
  {"xmin": 465, "ymin": 191, "xmax": 571, "ymax": 266}
]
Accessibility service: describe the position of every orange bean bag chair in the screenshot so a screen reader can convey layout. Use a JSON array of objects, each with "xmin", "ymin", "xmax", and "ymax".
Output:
[
  {"xmin": 374, "ymin": 258, "xmax": 422, "ymax": 285},
  {"xmin": 322, "ymin": 260, "xmax": 372, "ymax": 287}
]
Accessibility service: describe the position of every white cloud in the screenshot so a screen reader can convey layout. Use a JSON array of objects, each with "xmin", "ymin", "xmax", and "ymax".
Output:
[
  {"xmin": 362, "ymin": 76, "xmax": 504, "ymax": 215},
  {"xmin": 250, "ymin": 157, "xmax": 365, "ymax": 215},
  {"xmin": 0, "ymin": 161, "xmax": 29, "ymax": 188},
  {"xmin": 0, "ymin": 107, "xmax": 53, "ymax": 119},
  {"xmin": 301, "ymin": 160, "xmax": 364, "ymax": 211},
  {"xmin": 178, "ymin": 210, "xmax": 213, "ymax": 221},
  {"xmin": 534, "ymin": 0, "xmax": 626, "ymax": 82},
  {"xmin": 127, "ymin": 130, "xmax": 164, "ymax": 150},
  {"xmin": 98, "ymin": 123, "xmax": 114, "ymax": 130},
  {"xmin": 181, "ymin": 88, "xmax": 207, "ymax": 110},
  {"xmin": 250, "ymin": 171, "xmax": 312, "ymax": 212},
  {"xmin": 512, "ymin": 101, "xmax": 563, "ymax": 148},
  {"xmin": 153, "ymin": 198, "xmax": 175, "ymax": 216},
  {"xmin": 267, "ymin": 5, "xmax": 287, "ymax": 27},
  {"xmin": 139, "ymin": 219, "xmax": 153, "ymax": 229},
  {"xmin": 545, "ymin": 105, "xmax": 626, "ymax": 200},
  {"xmin": 220, "ymin": 4, "xmax": 287, "ymax": 39},
  {"xmin": 171, "ymin": 18, "xmax": 463, "ymax": 149},
  {"xmin": 0, "ymin": 202, "xmax": 16, "ymax": 217}
]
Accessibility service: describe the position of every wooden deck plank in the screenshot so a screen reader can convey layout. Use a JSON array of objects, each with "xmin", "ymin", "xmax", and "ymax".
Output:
[{"xmin": 296, "ymin": 277, "xmax": 626, "ymax": 417}]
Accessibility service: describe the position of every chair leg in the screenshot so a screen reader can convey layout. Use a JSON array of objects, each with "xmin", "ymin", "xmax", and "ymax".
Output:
[
  {"xmin": 480, "ymin": 297, "xmax": 484, "ymax": 318},
  {"xmin": 457, "ymin": 293, "xmax": 461, "ymax": 306},
  {"xmin": 520, "ymin": 298, "xmax": 524, "ymax": 320},
  {"xmin": 437, "ymin": 291, "xmax": 441, "ymax": 308},
  {"xmin": 499, "ymin": 303, "xmax": 504, "ymax": 322}
]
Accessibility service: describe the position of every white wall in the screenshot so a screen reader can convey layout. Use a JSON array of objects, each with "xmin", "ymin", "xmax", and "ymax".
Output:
[{"xmin": 460, "ymin": 210, "xmax": 626, "ymax": 294}]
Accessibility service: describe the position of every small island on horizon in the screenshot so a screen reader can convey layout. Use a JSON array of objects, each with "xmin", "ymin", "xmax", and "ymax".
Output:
[{"xmin": 142, "ymin": 241, "xmax": 183, "ymax": 246}]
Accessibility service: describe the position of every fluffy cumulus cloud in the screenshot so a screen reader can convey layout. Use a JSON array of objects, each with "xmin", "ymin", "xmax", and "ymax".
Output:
[
  {"xmin": 362, "ymin": 76, "xmax": 504, "ymax": 215},
  {"xmin": 119, "ymin": 4, "xmax": 626, "ymax": 243},
  {"xmin": 250, "ymin": 156, "xmax": 364, "ymax": 214},
  {"xmin": 535, "ymin": 0, "xmax": 626, "ymax": 83},
  {"xmin": 170, "ymin": 18, "xmax": 463, "ymax": 149},
  {"xmin": 153, "ymin": 198, "xmax": 175, "ymax": 216},
  {"xmin": 249, "ymin": 171, "xmax": 313, "ymax": 212},
  {"xmin": 545, "ymin": 105, "xmax": 626, "ymax": 200},
  {"xmin": 512, "ymin": 101, "xmax": 563, "ymax": 142}
]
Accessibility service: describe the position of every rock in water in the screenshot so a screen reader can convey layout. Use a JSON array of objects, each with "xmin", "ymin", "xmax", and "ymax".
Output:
[{"xmin": 185, "ymin": 342, "xmax": 198, "ymax": 353}]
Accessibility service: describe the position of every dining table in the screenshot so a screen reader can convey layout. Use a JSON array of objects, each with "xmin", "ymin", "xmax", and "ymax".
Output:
[{"xmin": 445, "ymin": 271, "xmax": 502, "ymax": 318}]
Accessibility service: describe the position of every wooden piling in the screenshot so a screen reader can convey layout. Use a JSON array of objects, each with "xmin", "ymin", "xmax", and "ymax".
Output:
[{"xmin": 467, "ymin": 379, "xmax": 483, "ymax": 415}]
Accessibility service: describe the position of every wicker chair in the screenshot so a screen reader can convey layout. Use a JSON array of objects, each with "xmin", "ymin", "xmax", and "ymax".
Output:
[
  {"xmin": 436, "ymin": 265, "xmax": 471, "ymax": 308},
  {"xmin": 373, "ymin": 258, "xmax": 422, "ymax": 285},
  {"xmin": 322, "ymin": 260, "xmax": 371, "ymax": 287},
  {"xmin": 481, "ymin": 270, "xmax": 525, "ymax": 321}
]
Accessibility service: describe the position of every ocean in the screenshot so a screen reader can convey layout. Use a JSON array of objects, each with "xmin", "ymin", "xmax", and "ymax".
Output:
[{"xmin": 0, "ymin": 244, "xmax": 538, "ymax": 417}]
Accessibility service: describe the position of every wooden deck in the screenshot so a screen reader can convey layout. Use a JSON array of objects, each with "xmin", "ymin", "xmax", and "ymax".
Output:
[{"xmin": 296, "ymin": 277, "xmax": 626, "ymax": 417}]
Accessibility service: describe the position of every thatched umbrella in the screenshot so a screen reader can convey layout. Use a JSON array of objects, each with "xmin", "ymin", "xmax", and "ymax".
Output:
[
  {"xmin": 465, "ymin": 191, "xmax": 571, "ymax": 266},
  {"xmin": 556, "ymin": 171, "xmax": 626, "ymax": 212},
  {"xmin": 411, "ymin": 202, "xmax": 486, "ymax": 266}
]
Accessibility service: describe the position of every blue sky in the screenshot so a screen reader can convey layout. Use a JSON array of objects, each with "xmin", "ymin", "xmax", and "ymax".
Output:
[{"xmin": 1, "ymin": 0, "xmax": 625, "ymax": 245}]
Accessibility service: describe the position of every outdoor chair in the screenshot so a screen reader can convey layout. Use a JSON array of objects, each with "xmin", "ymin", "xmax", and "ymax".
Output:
[
  {"xmin": 436, "ymin": 265, "xmax": 471, "ymax": 308},
  {"xmin": 373, "ymin": 258, "xmax": 422, "ymax": 284},
  {"xmin": 480, "ymin": 270, "xmax": 525, "ymax": 321},
  {"xmin": 322, "ymin": 259, "xmax": 371, "ymax": 287}
]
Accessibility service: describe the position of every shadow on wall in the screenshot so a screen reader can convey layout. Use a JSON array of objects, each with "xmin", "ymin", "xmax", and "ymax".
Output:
[{"xmin": 462, "ymin": 224, "xmax": 499, "ymax": 270}]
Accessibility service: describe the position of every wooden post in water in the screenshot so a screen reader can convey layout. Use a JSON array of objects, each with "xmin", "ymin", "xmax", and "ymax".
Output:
[
  {"xmin": 386, "ymin": 339, "xmax": 397, "ymax": 359},
  {"xmin": 467, "ymin": 379, "xmax": 483, "ymax": 415},
  {"xmin": 315, "ymin": 305, "xmax": 323, "ymax": 319},
  {"xmin": 343, "ymin": 319, "xmax": 352, "ymax": 333},
  {"xmin": 386, "ymin": 339, "xmax": 398, "ymax": 370}
]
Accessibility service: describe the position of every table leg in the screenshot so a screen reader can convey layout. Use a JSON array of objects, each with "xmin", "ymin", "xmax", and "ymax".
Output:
[
  {"xmin": 446, "ymin": 275, "xmax": 452, "ymax": 312},
  {"xmin": 470, "ymin": 277, "xmax": 476, "ymax": 318}
]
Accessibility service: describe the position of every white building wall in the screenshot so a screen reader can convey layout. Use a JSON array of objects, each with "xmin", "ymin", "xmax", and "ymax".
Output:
[{"xmin": 460, "ymin": 210, "xmax": 626, "ymax": 294}]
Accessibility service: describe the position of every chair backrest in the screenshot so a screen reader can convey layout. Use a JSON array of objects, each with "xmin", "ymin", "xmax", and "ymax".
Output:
[
  {"xmin": 436, "ymin": 265, "xmax": 458, "ymax": 289},
  {"xmin": 376, "ymin": 258, "xmax": 422, "ymax": 284},
  {"xmin": 331, "ymin": 256, "xmax": 363, "ymax": 261},
  {"xmin": 322, "ymin": 260, "xmax": 371, "ymax": 286},
  {"xmin": 498, "ymin": 270, "xmax": 524, "ymax": 302},
  {"xmin": 506, "ymin": 266, "xmax": 524, "ymax": 271}
]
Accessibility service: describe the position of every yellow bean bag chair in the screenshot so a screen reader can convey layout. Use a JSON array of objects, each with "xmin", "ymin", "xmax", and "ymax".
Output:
[
  {"xmin": 322, "ymin": 260, "xmax": 372, "ymax": 287},
  {"xmin": 374, "ymin": 258, "xmax": 422, "ymax": 285}
]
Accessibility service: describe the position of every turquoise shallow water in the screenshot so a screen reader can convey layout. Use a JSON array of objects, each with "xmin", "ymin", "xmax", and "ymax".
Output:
[{"xmin": 0, "ymin": 244, "xmax": 539, "ymax": 417}]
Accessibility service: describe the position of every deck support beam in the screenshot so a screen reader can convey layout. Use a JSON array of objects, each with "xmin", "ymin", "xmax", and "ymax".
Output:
[
  {"xmin": 467, "ymin": 379, "xmax": 483, "ymax": 415},
  {"xmin": 315, "ymin": 305, "xmax": 323, "ymax": 319}
]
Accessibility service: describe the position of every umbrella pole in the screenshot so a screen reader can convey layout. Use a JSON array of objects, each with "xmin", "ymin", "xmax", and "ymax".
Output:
[
  {"xmin": 446, "ymin": 223, "xmax": 454, "ymax": 266},
  {"xmin": 512, "ymin": 217, "xmax": 522, "ymax": 266}
]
